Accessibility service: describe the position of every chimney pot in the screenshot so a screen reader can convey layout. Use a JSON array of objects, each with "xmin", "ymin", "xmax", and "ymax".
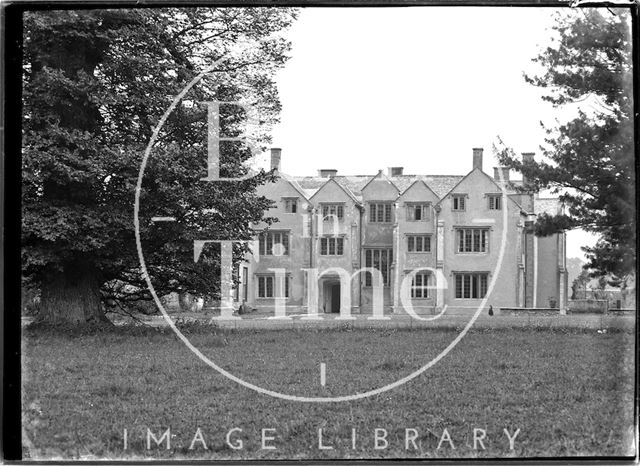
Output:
[
  {"xmin": 318, "ymin": 169, "xmax": 338, "ymax": 178},
  {"xmin": 472, "ymin": 148, "xmax": 483, "ymax": 171},
  {"xmin": 387, "ymin": 167, "xmax": 404, "ymax": 177},
  {"xmin": 270, "ymin": 148, "xmax": 282, "ymax": 172},
  {"xmin": 493, "ymin": 167, "xmax": 510, "ymax": 181}
]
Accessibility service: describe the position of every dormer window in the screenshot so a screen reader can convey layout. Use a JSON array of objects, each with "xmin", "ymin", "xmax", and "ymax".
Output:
[
  {"xmin": 452, "ymin": 195, "xmax": 466, "ymax": 211},
  {"xmin": 284, "ymin": 198, "xmax": 298, "ymax": 213}
]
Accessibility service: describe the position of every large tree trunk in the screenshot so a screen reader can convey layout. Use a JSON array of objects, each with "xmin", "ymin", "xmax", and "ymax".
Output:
[{"xmin": 38, "ymin": 262, "xmax": 109, "ymax": 324}]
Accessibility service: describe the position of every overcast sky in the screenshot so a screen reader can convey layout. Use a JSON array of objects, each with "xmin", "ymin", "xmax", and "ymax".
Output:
[{"xmin": 265, "ymin": 7, "xmax": 603, "ymax": 260}]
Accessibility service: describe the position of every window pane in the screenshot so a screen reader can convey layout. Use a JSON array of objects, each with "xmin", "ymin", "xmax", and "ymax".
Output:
[
  {"xmin": 337, "ymin": 238, "xmax": 344, "ymax": 255},
  {"xmin": 480, "ymin": 274, "xmax": 488, "ymax": 298},
  {"xmin": 416, "ymin": 236, "xmax": 423, "ymax": 251},
  {"xmin": 337, "ymin": 205, "xmax": 343, "ymax": 219},
  {"xmin": 460, "ymin": 197, "xmax": 465, "ymax": 210},
  {"xmin": 282, "ymin": 233, "xmax": 289, "ymax": 255},
  {"xmin": 384, "ymin": 204, "xmax": 392, "ymax": 222},
  {"xmin": 266, "ymin": 233, "xmax": 273, "ymax": 255},
  {"xmin": 408, "ymin": 236, "xmax": 414, "ymax": 252},
  {"xmin": 425, "ymin": 236, "xmax": 431, "ymax": 252},
  {"xmin": 285, "ymin": 276, "xmax": 289, "ymax": 297},
  {"xmin": 329, "ymin": 238, "xmax": 336, "ymax": 255},
  {"xmin": 380, "ymin": 251, "xmax": 388, "ymax": 285},
  {"xmin": 471, "ymin": 274, "xmax": 478, "ymax": 298},
  {"xmin": 370, "ymin": 204, "xmax": 376, "ymax": 222},
  {"xmin": 473, "ymin": 229, "xmax": 480, "ymax": 252},
  {"xmin": 481, "ymin": 230, "xmax": 488, "ymax": 252},
  {"xmin": 320, "ymin": 238, "xmax": 327, "ymax": 255},
  {"xmin": 455, "ymin": 275, "xmax": 462, "ymax": 298},
  {"xmin": 259, "ymin": 235, "xmax": 265, "ymax": 255},
  {"xmin": 415, "ymin": 206, "xmax": 421, "ymax": 220},
  {"xmin": 258, "ymin": 276, "xmax": 265, "ymax": 297},
  {"xmin": 458, "ymin": 230, "xmax": 464, "ymax": 252},
  {"xmin": 463, "ymin": 275, "xmax": 471, "ymax": 298},
  {"xmin": 465, "ymin": 230, "xmax": 472, "ymax": 252}
]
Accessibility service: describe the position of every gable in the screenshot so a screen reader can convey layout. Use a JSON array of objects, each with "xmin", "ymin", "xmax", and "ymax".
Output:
[
  {"xmin": 309, "ymin": 178, "xmax": 358, "ymax": 205},
  {"xmin": 437, "ymin": 168, "xmax": 522, "ymax": 210},
  {"xmin": 361, "ymin": 174, "xmax": 400, "ymax": 200},
  {"xmin": 399, "ymin": 180, "xmax": 440, "ymax": 204},
  {"xmin": 257, "ymin": 176, "xmax": 310, "ymax": 210}
]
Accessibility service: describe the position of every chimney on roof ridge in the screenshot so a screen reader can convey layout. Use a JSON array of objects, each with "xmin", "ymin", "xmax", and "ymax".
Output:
[
  {"xmin": 387, "ymin": 167, "xmax": 404, "ymax": 177},
  {"xmin": 472, "ymin": 148, "xmax": 483, "ymax": 171},
  {"xmin": 318, "ymin": 169, "xmax": 337, "ymax": 178},
  {"xmin": 270, "ymin": 148, "xmax": 282, "ymax": 172},
  {"xmin": 493, "ymin": 167, "xmax": 510, "ymax": 182}
]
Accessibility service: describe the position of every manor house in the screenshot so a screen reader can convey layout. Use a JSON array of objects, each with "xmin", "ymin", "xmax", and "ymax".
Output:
[{"xmin": 234, "ymin": 148, "xmax": 568, "ymax": 315}]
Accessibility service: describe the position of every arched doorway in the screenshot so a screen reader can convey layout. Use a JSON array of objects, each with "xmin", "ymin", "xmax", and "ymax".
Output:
[{"xmin": 322, "ymin": 279, "xmax": 341, "ymax": 313}]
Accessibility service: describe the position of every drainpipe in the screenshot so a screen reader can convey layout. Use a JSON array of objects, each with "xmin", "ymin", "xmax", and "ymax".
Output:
[{"xmin": 358, "ymin": 203, "xmax": 364, "ymax": 313}]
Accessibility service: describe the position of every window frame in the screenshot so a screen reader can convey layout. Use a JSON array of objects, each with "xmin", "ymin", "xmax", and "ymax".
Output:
[
  {"xmin": 406, "ymin": 203, "xmax": 431, "ymax": 222},
  {"xmin": 369, "ymin": 203, "xmax": 394, "ymax": 223},
  {"xmin": 283, "ymin": 197, "xmax": 298, "ymax": 213},
  {"xmin": 321, "ymin": 203, "xmax": 345, "ymax": 221},
  {"xmin": 364, "ymin": 248, "xmax": 393, "ymax": 286},
  {"xmin": 257, "ymin": 274, "xmax": 290, "ymax": 299},
  {"xmin": 452, "ymin": 195, "xmax": 467, "ymax": 212},
  {"xmin": 319, "ymin": 236, "xmax": 345, "ymax": 256},
  {"xmin": 411, "ymin": 271, "xmax": 432, "ymax": 299},
  {"xmin": 258, "ymin": 230, "xmax": 290, "ymax": 256},
  {"xmin": 455, "ymin": 228, "xmax": 489, "ymax": 253},
  {"xmin": 407, "ymin": 234, "xmax": 432, "ymax": 253},
  {"xmin": 454, "ymin": 272, "xmax": 488, "ymax": 299},
  {"xmin": 487, "ymin": 194, "xmax": 502, "ymax": 211}
]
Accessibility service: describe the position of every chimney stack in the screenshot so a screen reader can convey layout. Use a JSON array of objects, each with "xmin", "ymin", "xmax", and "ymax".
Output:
[
  {"xmin": 472, "ymin": 148, "xmax": 483, "ymax": 171},
  {"xmin": 270, "ymin": 148, "xmax": 282, "ymax": 172},
  {"xmin": 493, "ymin": 167, "xmax": 510, "ymax": 182},
  {"xmin": 387, "ymin": 167, "xmax": 404, "ymax": 177},
  {"xmin": 318, "ymin": 169, "xmax": 338, "ymax": 178},
  {"xmin": 522, "ymin": 152, "xmax": 534, "ymax": 187}
]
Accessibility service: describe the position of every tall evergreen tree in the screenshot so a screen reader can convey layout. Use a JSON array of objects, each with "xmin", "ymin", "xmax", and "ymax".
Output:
[
  {"xmin": 495, "ymin": 9, "xmax": 635, "ymax": 282},
  {"xmin": 22, "ymin": 8, "xmax": 297, "ymax": 323}
]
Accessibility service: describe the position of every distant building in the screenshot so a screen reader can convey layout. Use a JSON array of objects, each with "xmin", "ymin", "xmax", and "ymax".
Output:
[{"xmin": 234, "ymin": 148, "xmax": 568, "ymax": 315}]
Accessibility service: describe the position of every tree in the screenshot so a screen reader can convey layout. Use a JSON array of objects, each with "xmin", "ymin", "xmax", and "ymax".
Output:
[
  {"xmin": 571, "ymin": 269, "xmax": 590, "ymax": 300},
  {"xmin": 22, "ymin": 8, "xmax": 297, "ymax": 324},
  {"xmin": 495, "ymin": 9, "xmax": 634, "ymax": 281}
]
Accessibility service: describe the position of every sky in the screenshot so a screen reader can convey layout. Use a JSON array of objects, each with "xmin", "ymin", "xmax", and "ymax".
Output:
[{"xmin": 264, "ymin": 7, "xmax": 604, "ymax": 260}]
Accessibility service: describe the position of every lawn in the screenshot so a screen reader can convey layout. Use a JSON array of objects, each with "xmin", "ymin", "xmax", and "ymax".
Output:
[{"xmin": 22, "ymin": 325, "xmax": 636, "ymax": 460}]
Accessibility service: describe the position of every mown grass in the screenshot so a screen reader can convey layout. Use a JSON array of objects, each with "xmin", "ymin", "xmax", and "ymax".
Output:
[{"xmin": 22, "ymin": 325, "xmax": 635, "ymax": 460}]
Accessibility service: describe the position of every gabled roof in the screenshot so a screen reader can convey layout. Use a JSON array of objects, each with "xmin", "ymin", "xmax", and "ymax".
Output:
[
  {"xmin": 436, "ymin": 167, "xmax": 523, "ymax": 210},
  {"xmin": 308, "ymin": 176, "xmax": 361, "ymax": 205},
  {"xmin": 360, "ymin": 170, "xmax": 401, "ymax": 194},
  {"xmin": 278, "ymin": 173, "xmax": 310, "ymax": 201},
  {"xmin": 398, "ymin": 178, "xmax": 439, "ymax": 200}
]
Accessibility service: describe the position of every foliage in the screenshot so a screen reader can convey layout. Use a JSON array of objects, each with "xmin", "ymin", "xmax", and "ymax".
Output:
[
  {"xmin": 495, "ymin": 9, "xmax": 634, "ymax": 280},
  {"xmin": 22, "ymin": 8, "xmax": 297, "ymax": 320}
]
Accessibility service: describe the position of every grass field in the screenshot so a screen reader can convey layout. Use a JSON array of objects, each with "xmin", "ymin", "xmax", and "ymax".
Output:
[{"xmin": 22, "ymin": 325, "xmax": 636, "ymax": 460}]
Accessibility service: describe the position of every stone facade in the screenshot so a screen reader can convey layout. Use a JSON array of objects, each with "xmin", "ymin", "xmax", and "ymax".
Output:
[{"xmin": 235, "ymin": 148, "xmax": 568, "ymax": 315}]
